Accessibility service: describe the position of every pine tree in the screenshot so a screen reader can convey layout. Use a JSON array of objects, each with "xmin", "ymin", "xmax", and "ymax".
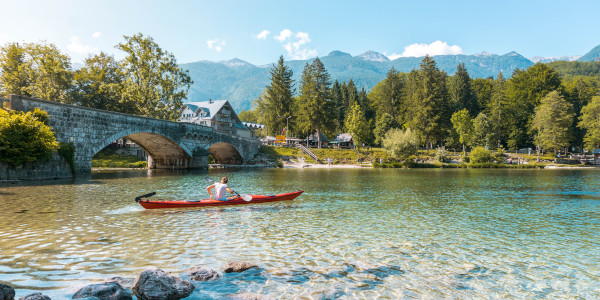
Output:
[
  {"xmin": 377, "ymin": 67, "xmax": 404, "ymax": 123},
  {"xmin": 296, "ymin": 58, "xmax": 334, "ymax": 148},
  {"xmin": 405, "ymin": 56, "xmax": 450, "ymax": 149},
  {"xmin": 578, "ymin": 95, "xmax": 600, "ymax": 151},
  {"xmin": 488, "ymin": 72, "xmax": 507, "ymax": 148},
  {"xmin": 449, "ymin": 63, "xmax": 478, "ymax": 115},
  {"xmin": 255, "ymin": 55, "xmax": 295, "ymax": 136}
]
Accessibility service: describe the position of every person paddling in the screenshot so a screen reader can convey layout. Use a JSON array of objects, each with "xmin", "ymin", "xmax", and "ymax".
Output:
[{"xmin": 207, "ymin": 177, "xmax": 236, "ymax": 201}]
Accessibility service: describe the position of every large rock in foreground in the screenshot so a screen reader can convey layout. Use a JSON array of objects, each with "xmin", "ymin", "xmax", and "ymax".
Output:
[
  {"xmin": 188, "ymin": 266, "xmax": 219, "ymax": 281},
  {"xmin": 72, "ymin": 282, "xmax": 131, "ymax": 300},
  {"xmin": 223, "ymin": 261, "xmax": 258, "ymax": 273},
  {"xmin": 19, "ymin": 293, "xmax": 51, "ymax": 300},
  {"xmin": 0, "ymin": 284, "xmax": 15, "ymax": 300},
  {"xmin": 132, "ymin": 267, "xmax": 194, "ymax": 300}
]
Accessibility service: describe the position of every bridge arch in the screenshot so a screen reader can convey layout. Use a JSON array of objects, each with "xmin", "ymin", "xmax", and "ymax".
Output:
[{"xmin": 208, "ymin": 142, "xmax": 244, "ymax": 164}]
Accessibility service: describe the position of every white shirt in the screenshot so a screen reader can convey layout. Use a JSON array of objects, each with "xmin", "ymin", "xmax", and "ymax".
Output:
[{"xmin": 214, "ymin": 183, "xmax": 228, "ymax": 200}]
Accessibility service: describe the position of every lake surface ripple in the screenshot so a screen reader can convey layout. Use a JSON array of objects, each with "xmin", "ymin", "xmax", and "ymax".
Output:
[{"xmin": 0, "ymin": 168, "xmax": 599, "ymax": 299}]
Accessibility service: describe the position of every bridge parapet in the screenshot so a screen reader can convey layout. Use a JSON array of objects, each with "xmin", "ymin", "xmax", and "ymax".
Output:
[{"xmin": 6, "ymin": 95, "xmax": 261, "ymax": 174}]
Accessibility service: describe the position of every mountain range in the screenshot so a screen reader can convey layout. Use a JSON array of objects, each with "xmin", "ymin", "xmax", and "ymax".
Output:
[{"xmin": 181, "ymin": 44, "xmax": 600, "ymax": 111}]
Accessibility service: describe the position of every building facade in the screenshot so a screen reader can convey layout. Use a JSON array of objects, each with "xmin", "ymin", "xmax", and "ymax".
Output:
[{"xmin": 180, "ymin": 100, "xmax": 252, "ymax": 138}]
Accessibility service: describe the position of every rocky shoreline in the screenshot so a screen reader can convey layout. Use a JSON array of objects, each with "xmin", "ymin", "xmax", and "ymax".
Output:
[{"xmin": 0, "ymin": 261, "xmax": 260, "ymax": 300}]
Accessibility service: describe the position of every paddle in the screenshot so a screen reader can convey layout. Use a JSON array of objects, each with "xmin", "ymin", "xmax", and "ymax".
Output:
[
  {"xmin": 204, "ymin": 177, "xmax": 252, "ymax": 201},
  {"xmin": 135, "ymin": 192, "xmax": 156, "ymax": 202}
]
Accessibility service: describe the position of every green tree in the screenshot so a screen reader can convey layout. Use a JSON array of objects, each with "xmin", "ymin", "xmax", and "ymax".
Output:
[
  {"xmin": 0, "ymin": 42, "xmax": 73, "ymax": 101},
  {"xmin": 71, "ymin": 52, "xmax": 126, "ymax": 112},
  {"xmin": 373, "ymin": 112, "xmax": 396, "ymax": 146},
  {"xmin": 382, "ymin": 128, "xmax": 420, "ymax": 160},
  {"xmin": 344, "ymin": 102, "xmax": 370, "ymax": 148},
  {"xmin": 296, "ymin": 57, "xmax": 334, "ymax": 148},
  {"xmin": 488, "ymin": 72, "xmax": 507, "ymax": 148},
  {"xmin": 472, "ymin": 112, "xmax": 492, "ymax": 147},
  {"xmin": 563, "ymin": 77, "xmax": 599, "ymax": 150},
  {"xmin": 405, "ymin": 56, "xmax": 450, "ymax": 149},
  {"xmin": 451, "ymin": 109, "xmax": 474, "ymax": 156},
  {"xmin": 237, "ymin": 109, "xmax": 259, "ymax": 123},
  {"xmin": 0, "ymin": 108, "xmax": 59, "ymax": 167},
  {"xmin": 331, "ymin": 80, "xmax": 345, "ymax": 132},
  {"xmin": 578, "ymin": 95, "xmax": 600, "ymax": 151},
  {"xmin": 374, "ymin": 67, "xmax": 404, "ymax": 123},
  {"xmin": 255, "ymin": 55, "xmax": 295, "ymax": 136},
  {"xmin": 0, "ymin": 43, "xmax": 30, "ymax": 97},
  {"xmin": 472, "ymin": 78, "xmax": 494, "ymax": 114},
  {"xmin": 117, "ymin": 33, "xmax": 192, "ymax": 120},
  {"xmin": 505, "ymin": 63, "xmax": 562, "ymax": 149},
  {"xmin": 530, "ymin": 91, "xmax": 575, "ymax": 156},
  {"xmin": 449, "ymin": 63, "xmax": 478, "ymax": 115}
]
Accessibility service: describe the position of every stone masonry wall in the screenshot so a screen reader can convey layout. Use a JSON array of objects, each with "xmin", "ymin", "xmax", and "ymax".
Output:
[
  {"xmin": 6, "ymin": 95, "xmax": 261, "ymax": 177},
  {"xmin": 0, "ymin": 153, "xmax": 72, "ymax": 181}
]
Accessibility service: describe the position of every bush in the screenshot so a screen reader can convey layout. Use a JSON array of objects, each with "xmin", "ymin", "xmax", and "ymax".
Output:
[
  {"xmin": 470, "ymin": 147, "xmax": 492, "ymax": 163},
  {"xmin": 435, "ymin": 146, "xmax": 450, "ymax": 163},
  {"xmin": 493, "ymin": 149, "xmax": 506, "ymax": 162},
  {"xmin": 0, "ymin": 109, "xmax": 59, "ymax": 167},
  {"xmin": 382, "ymin": 128, "xmax": 419, "ymax": 159},
  {"xmin": 58, "ymin": 142, "xmax": 76, "ymax": 175}
]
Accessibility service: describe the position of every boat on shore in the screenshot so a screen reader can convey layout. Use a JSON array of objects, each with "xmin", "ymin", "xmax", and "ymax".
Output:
[{"xmin": 136, "ymin": 190, "xmax": 303, "ymax": 209}]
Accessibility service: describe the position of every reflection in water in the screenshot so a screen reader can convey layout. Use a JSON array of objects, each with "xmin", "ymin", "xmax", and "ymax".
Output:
[{"xmin": 0, "ymin": 168, "xmax": 599, "ymax": 298}]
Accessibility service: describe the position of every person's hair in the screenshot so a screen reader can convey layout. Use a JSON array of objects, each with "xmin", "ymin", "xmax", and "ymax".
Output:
[{"xmin": 220, "ymin": 177, "xmax": 228, "ymax": 184}]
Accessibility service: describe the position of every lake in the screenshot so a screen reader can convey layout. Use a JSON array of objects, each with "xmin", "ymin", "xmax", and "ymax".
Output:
[{"xmin": 1, "ymin": 168, "xmax": 599, "ymax": 299}]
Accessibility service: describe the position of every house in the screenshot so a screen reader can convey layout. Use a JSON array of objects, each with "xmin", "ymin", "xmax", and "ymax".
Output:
[
  {"xmin": 330, "ymin": 133, "xmax": 353, "ymax": 149},
  {"xmin": 180, "ymin": 100, "xmax": 251, "ymax": 138},
  {"xmin": 307, "ymin": 132, "xmax": 329, "ymax": 147}
]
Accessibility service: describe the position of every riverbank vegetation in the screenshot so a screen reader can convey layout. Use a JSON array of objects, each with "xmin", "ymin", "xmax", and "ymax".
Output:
[
  {"xmin": 0, "ymin": 108, "xmax": 58, "ymax": 167},
  {"xmin": 92, "ymin": 148, "xmax": 147, "ymax": 168},
  {"xmin": 243, "ymin": 57, "xmax": 600, "ymax": 163}
]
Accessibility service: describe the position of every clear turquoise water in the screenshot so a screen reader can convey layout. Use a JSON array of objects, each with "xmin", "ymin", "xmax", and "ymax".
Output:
[{"xmin": 0, "ymin": 168, "xmax": 599, "ymax": 299}]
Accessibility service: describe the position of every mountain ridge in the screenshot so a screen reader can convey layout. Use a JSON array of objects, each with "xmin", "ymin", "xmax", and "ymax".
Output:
[{"xmin": 181, "ymin": 44, "xmax": 600, "ymax": 111}]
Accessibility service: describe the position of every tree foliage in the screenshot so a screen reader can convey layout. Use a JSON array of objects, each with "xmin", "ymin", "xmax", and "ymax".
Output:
[
  {"xmin": 472, "ymin": 112, "xmax": 492, "ymax": 147},
  {"xmin": 382, "ymin": 128, "xmax": 420, "ymax": 159},
  {"xmin": 578, "ymin": 95, "xmax": 600, "ymax": 151},
  {"xmin": 470, "ymin": 146, "xmax": 492, "ymax": 163},
  {"xmin": 296, "ymin": 57, "xmax": 334, "ymax": 147},
  {"xmin": 344, "ymin": 102, "xmax": 370, "ymax": 148},
  {"xmin": 0, "ymin": 42, "xmax": 72, "ymax": 101},
  {"xmin": 71, "ymin": 52, "xmax": 126, "ymax": 111},
  {"xmin": 451, "ymin": 109, "xmax": 473, "ymax": 155},
  {"xmin": 530, "ymin": 91, "xmax": 575, "ymax": 153},
  {"xmin": 0, "ymin": 108, "xmax": 59, "ymax": 167},
  {"xmin": 449, "ymin": 63, "xmax": 478, "ymax": 115},
  {"xmin": 255, "ymin": 56, "xmax": 295, "ymax": 136},
  {"xmin": 116, "ymin": 33, "xmax": 192, "ymax": 120}
]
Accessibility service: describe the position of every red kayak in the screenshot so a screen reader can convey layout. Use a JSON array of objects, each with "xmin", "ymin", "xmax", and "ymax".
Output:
[{"xmin": 136, "ymin": 190, "xmax": 303, "ymax": 209}]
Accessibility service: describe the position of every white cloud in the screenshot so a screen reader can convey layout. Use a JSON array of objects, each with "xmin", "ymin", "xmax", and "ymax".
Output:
[
  {"xmin": 92, "ymin": 32, "xmax": 102, "ymax": 38},
  {"xmin": 387, "ymin": 40, "xmax": 463, "ymax": 59},
  {"xmin": 67, "ymin": 36, "xmax": 98, "ymax": 55},
  {"xmin": 207, "ymin": 38, "xmax": 226, "ymax": 52},
  {"xmin": 256, "ymin": 30, "xmax": 270, "ymax": 40},
  {"xmin": 275, "ymin": 30, "xmax": 317, "ymax": 60},
  {"xmin": 274, "ymin": 29, "xmax": 292, "ymax": 42}
]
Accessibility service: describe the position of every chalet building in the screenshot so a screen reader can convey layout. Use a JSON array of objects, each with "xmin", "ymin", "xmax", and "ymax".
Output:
[
  {"xmin": 330, "ymin": 133, "xmax": 354, "ymax": 149},
  {"xmin": 179, "ymin": 100, "xmax": 251, "ymax": 138}
]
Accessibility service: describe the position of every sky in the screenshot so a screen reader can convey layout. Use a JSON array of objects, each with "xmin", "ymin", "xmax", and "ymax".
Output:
[{"xmin": 1, "ymin": 0, "xmax": 599, "ymax": 65}]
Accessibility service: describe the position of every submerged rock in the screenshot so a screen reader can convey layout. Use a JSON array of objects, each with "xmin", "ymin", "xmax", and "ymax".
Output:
[
  {"xmin": 0, "ymin": 284, "xmax": 15, "ymax": 300},
  {"xmin": 72, "ymin": 282, "xmax": 131, "ymax": 300},
  {"xmin": 188, "ymin": 266, "xmax": 219, "ymax": 281},
  {"xmin": 19, "ymin": 293, "xmax": 51, "ymax": 300},
  {"xmin": 223, "ymin": 261, "xmax": 258, "ymax": 273},
  {"xmin": 132, "ymin": 267, "xmax": 194, "ymax": 300}
]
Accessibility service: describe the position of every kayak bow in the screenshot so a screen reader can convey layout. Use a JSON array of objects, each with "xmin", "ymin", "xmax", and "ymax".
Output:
[{"xmin": 136, "ymin": 190, "xmax": 303, "ymax": 209}]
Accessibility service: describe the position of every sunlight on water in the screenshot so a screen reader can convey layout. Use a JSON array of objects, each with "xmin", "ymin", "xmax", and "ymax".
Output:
[{"xmin": 1, "ymin": 168, "xmax": 599, "ymax": 299}]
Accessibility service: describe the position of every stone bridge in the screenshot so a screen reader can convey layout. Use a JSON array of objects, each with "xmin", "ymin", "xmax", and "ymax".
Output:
[{"xmin": 6, "ymin": 95, "xmax": 261, "ymax": 174}]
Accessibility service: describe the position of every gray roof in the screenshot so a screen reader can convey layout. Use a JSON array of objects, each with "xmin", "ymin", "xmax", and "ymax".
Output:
[
  {"xmin": 183, "ymin": 100, "xmax": 229, "ymax": 119},
  {"xmin": 331, "ymin": 133, "xmax": 353, "ymax": 143},
  {"xmin": 308, "ymin": 132, "xmax": 330, "ymax": 143}
]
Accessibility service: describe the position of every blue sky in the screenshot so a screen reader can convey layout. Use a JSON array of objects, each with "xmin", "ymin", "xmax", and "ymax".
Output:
[{"xmin": 1, "ymin": 0, "xmax": 599, "ymax": 65}]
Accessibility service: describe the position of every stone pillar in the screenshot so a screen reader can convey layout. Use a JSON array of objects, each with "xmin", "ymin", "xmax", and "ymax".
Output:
[
  {"xmin": 190, "ymin": 154, "xmax": 209, "ymax": 169},
  {"xmin": 147, "ymin": 156, "xmax": 156, "ymax": 169}
]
